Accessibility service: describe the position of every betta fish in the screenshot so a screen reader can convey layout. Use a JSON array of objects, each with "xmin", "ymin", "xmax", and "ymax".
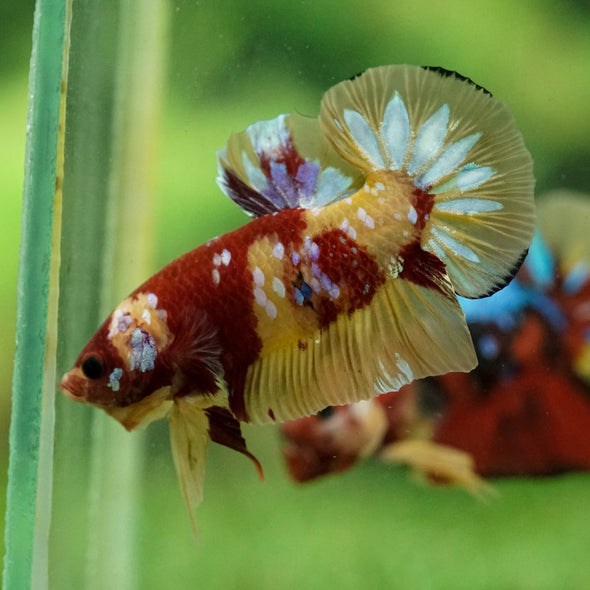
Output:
[
  {"xmin": 281, "ymin": 192, "xmax": 590, "ymax": 489},
  {"xmin": 60, "ymin": 64, "xmax": 535, "ymax": 528}
]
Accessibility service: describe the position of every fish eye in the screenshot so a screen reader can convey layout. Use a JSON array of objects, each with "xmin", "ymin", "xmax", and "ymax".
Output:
[{"xmin": 81, "ymin": 356, "xmax": 104, "ymax": 380}]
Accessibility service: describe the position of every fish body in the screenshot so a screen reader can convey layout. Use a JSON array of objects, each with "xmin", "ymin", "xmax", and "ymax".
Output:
[{"xmin": 61, "ymin": 64, "xmax": 535, "ymax": 524}]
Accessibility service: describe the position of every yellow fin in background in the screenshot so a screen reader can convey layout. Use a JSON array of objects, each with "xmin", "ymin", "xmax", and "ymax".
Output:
[
  {"xmin": 537, "ymin": 191, "xmax": 590, "ymax": 384},
  {"xmin": 537, "ymin": 191, "xmax": 590, "ymax": 275},
  {"xmin": 380, "ymin": 439, "xmax": 495, "ymax": 498},
  {"xmin": 243, "ymin": 264, "xmax": 476, "ymax": 424},
  {"xmin": 320, "ymin": 65, "xmax": 535, "ymax": 298}
]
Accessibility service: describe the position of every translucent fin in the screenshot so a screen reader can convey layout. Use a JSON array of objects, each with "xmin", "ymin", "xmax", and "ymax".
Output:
[
  {"xmin": 169, "ymin": 397, "xmax": 212, "ymax": 538},
  {"xmin": 320, "ymin": 65, "xmax": 535, "ymax": 298},
  {"xmin": 536, "ymin": 191, "xmax": 590, "ymax": 277},
  {"xmin": 380, "ymin": 439, "xmax": 495, "ymax": 498},
  {"xmin": 537, "ymin": 191, "xmax": 590, "ymax": 383},
  {"xmin": 168, "ymin": 390, "xmax": 262, "ymax": 536},
  {"xmin": 216, "ymin": 112, "xmax": 363, "ymax": 217},
  {"xmin": 242, "ymin": 270, "xmax": 477, "ymax": 424}
]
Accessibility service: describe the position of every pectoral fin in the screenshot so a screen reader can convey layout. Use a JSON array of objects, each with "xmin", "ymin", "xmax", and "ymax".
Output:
[
  {"xmin": 169, "ymin": 394, "xmax": 263, "ymax": 537},
  {"xmin": 169, "ymin": 398, "xmax": 211, "ymax": 537}
]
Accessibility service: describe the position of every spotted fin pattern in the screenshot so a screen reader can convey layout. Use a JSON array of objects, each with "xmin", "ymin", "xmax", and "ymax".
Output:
[
  {"xmin": 217, "ymin": 112, "xmax": 363, "ymax": 216},
  {"xmin": 320, "ymin": 65, "xmax": 535, "ymax": 298}
]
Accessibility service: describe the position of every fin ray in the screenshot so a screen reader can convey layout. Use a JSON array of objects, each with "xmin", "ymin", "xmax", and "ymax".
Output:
[
  {"xmin": 242, "ymin": 271, "xmax": 477, "ymax": 424},
  {"xmin": 169, "ymin": 398, "xmax": 211, "ymax": 537},
  {"xmin": 319, "ymin": 65, "xmax": 535, "ymax": 298}
]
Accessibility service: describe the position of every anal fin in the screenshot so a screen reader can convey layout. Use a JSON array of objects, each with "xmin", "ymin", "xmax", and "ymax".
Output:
[{"xmin": 243, "ymin": 265, "xmax": 477, "ymax": 424}]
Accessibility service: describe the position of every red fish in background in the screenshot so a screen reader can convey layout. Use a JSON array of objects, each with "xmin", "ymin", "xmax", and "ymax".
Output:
[
  {"xmin": 281, "ymin": 192, "xmax": 590, "ymax": 490},
  {"xmin": 60, "ymin": 65, "xmax": 534, "ymax": 527}
]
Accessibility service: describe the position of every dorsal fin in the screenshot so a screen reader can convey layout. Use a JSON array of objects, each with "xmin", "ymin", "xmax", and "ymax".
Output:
[
  {"xmin": 216, "ymin": 112, "xmax": 363, "ymax": 217},
  {"xmin": 319, "ymin": 64, "xmax": 535, "ymax": 298}
]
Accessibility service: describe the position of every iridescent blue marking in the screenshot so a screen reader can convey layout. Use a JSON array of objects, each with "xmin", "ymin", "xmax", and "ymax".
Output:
[
  {"xmin": 108, "ymin": 368, "xmax": 123, "ymax": 392},
  {"xmin": 129, "ymin": 327, "xmax": 157, "ymax": 372},
  {"xmin": 477, "ymin": 334, "xmax": 500, "ymax": 360},
  {"xmin": 525, "ymin": 233, "xmax": 555, "ymax": 289},
  {"xmin": 295, "ymin": 161, "xmax": 320, "ymax": 197},
  {"xmin": 563, "ymin": 262, "xmax": 590, "ymax": 294},
  {"xmin": 269, "ymin": 161, "xmax": 299, "ymax": 207},
  {"xmin": 293, "ymin": 288, "xmax": 304, "ymax": 306},
  {"xmin": 459, "ymin": 277, "xmax": 567, "ymax": 334},
  {"xmin": 300, "ymin": 282, "xmax": 313, "ymax": 300}
]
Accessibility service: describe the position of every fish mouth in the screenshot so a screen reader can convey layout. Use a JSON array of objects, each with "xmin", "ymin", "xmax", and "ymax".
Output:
[{"xmin": 60, "ymin": 370, "xmax": 87, "ymax": 402}]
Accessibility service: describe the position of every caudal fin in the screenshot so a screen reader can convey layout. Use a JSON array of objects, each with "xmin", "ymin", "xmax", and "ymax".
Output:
[{"xmin": 319, "ymin": 65, "xmax": 535, "ymax": 298}]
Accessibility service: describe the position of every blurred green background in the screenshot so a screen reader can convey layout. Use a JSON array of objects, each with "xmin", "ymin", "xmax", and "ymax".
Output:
[{"xmin": 3, "ymin": 0, "xmax": 590, "ymax": 588}]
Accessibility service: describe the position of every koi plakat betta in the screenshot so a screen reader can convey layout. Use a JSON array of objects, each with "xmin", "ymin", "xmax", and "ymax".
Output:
[{"xmin": 61, "ymin": 65, "xmax": 535, "ymax": 528}]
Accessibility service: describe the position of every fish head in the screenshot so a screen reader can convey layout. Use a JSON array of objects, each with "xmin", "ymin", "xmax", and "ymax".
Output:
[{"xmin": 61, "ymin": 291, "xmax": 175, "ymax": 428}]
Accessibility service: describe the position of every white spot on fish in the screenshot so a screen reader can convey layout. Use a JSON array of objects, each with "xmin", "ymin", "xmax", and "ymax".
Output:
[
  {"xmin": 254, "ymin": 286, "xmax": 267, "ymax": 306},
  {"xmin": 265, "ymin": 300, "xmax": 277, "ymax": 319},
  {"xmin": 147, "ymin": 293, "xmax": 158, "ymax": 308},
  {"xmin": 141, "ymin": 309, "xmax": 151, "ymax": 325},
  {"xmin": 273, "ymin": 242, "xmax": 285, "ymax": 260},
  {"xmin": 348, "ymin": 225, "xmax": 357, "ymax": 239},
  {"xmin": 395, "ymin": 353, "xmax": 414, "ymax": 381},
  {"xmin": 407, "ymin": 206, "xmax": 418, "ymax": 224},
  {"xmin": 363, "ymin": 214, "xmax": 375, "ymax": 229},
  {"xmin": 345, "ymin": 197, "xmax": 353, "ymax": 205},
  {"xmin": 253, "ymin": 266, "xmax": 265, "ymax": 287},
  {"xmin": 434, "ymin": 197, "xmax": 503, "ymax": 215},
  {"xmin": 309, "ymin": 242, "xmax": 320, "ymax": 261},
  {"xmin": 320, "ymin": 273, "xmax": 333, "ymax": 292},
  {"xmin": 212, "ymin": 253, "xmax": 222, "ymax": 267},
  {"xmin": 382, "ymin": 92, "xmax": 410, "ymax": 170},
  {"xmin": 272, "ymin": 277, "xmax": 286, "ymax": 298},
  {"xmin": 212, "ymin": 268, "xmax": 220, "ymax": 285},
  {"xmin": 375, "ymin": 182, "xmax": 385, "ymax": 191},
  {"xmin": 310, "ymin": 277, "xmax": 321, "ymax": 293},
  {"xmin": 431, "ymin": 226, "xmax": 480, "ymax": 262},
  {"xmin": 343, "ymin": 109, "xmax": 386, "ymax": 168},
  {"xmin": 292, "ymin": 251, "xmax": 301, "ymax": 265},
  {"xmin": 221, "ymin": 249, "xmax": 231, "ymax": 266}
]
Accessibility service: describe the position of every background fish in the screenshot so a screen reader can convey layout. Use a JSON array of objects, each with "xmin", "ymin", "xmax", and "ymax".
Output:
[
  {"xmin": 61, "ymin": 64, "xmax": 534, "ymax": 526},
  {"xmin": 281, "ymin": 192, "xmax": 590, "ymax": 488}
]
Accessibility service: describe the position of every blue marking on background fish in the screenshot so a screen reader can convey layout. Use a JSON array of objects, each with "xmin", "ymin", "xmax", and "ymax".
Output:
[{"xmin": 459, "ymin": 234, "xmax": 567, "ymax": 333}]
